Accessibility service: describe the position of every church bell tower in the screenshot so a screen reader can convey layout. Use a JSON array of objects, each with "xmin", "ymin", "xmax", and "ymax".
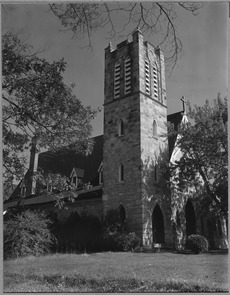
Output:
[{"xmin": 103, "ymin": 28, "xmax": 171, "ymax": 247}]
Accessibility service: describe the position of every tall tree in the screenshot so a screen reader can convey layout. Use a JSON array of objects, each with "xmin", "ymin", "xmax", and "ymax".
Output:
[
  {"xmin": 49, "ymin": 2, "xmax": 202, "ymax": 72},
  {"xmin": 170, "ymin": 96, "xmax": 228, "ymax": 215},
  {"xmin": 2, "ymin": 33, "xmax": 97, "ymax": 193}
]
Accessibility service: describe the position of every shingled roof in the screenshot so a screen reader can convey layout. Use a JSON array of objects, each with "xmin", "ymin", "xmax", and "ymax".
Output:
[
  {"xmin": 5, "ymin": 135, "xmax": 103, "ymax": 205},
  {"xmin": 38, "ymin": 135, "xmax": 103, "ymax": 186}
]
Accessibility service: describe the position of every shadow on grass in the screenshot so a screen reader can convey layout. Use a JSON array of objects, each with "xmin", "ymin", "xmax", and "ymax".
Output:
[
  {"xmin": 4, "ymin": 272, "xmax": 228, "ymax": 293},
  {"xmin": 172, "ymin": 249, "xmax": 228, "ymax": 255},
  {"xmin": 207, "ymin": 249, "xmax": 228, "ymax": 255},
  {"xmin": 134, "ymin": 248, "xmax": 229, "ymax": 255}
]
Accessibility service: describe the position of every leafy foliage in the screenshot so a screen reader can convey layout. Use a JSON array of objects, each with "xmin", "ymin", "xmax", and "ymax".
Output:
[
  {"xmin": 115, "ymin": 232, "xmax": 141, "ymax": 252},
  {"xmin": 35, "ymin": 169, "xmax": 74, "ymax": 195},
  {"xmin": 2, "ymin": 32, "xmax": 97, "ymax": 195},
  {"xmin": 170, "ymin": 96, "xmax": 228, "ymax": 215},
  {"xmin": 4, "ymin": 210, "xmax": 56, "ymax": 259},
  {"xmin": 185, "ymin": 234, "xmax": 209, "ymax": 254}
]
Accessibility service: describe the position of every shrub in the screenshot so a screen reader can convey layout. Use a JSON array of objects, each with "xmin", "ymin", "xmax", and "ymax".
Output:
[
  {"xmin": 103, "ymin": 209, "xmax": 140, "ymax": 252},
  {"xmin": 115, "ymin": 232, "xmax": 141, "ymax": 252},
  {"xmin": 4, "ymin": 210, "xmax": 56, "ymax": 259},
  {"xmin": 185, "ymin": 234, "xmax": 209, "ymax": 254}
]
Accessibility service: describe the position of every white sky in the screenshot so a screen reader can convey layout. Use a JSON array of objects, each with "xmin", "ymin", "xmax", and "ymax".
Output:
[{"xmin": 2, "ymin": 2, "xmax": 228, "ymax": 137}]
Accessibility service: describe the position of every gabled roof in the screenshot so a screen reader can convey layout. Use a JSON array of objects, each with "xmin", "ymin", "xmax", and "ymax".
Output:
[
  {"xmin": 5, "ymin": 135, "xmax": 104, "ymax": 204},
  {"xmin": 6, "ymin": 171, "xmax": 29, "ymax": 202},
  {"xmin": 167, "ymin": 111, "xmax": 184, "ymax": 158},
  {"xmin": 38, "ymin": 135, "xmax": 103, "ymax": 186},
  {"xmin": 70, "ymin": 167, "xmax": 84, "ymax": 179}
]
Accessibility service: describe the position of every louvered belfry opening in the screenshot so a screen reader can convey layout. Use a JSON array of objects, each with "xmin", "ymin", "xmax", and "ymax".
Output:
[
  {"xmin": 114, "ymin": 62, "xmax": 120, "ymax": 99},
  {"xmin": 125, "ymin": 57, "xmax": 131, "ymax": 94}
]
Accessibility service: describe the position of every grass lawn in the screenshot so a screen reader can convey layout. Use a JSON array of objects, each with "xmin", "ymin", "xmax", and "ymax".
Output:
[{"xmin": 4, "ymin": 251, "xmax": 228, "ymax": 292}]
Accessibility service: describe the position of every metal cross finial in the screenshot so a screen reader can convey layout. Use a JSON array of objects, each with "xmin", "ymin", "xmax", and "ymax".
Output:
[{"xmin": 180, "ymin": 96, "xmax": 187, "ymax": 114}]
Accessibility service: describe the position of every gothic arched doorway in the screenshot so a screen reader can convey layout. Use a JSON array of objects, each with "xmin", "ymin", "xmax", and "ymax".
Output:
[
  {"xmin": 207, "ymin": 219, "xmax": 215, "ymax": 249},
  {"xmin": 185, "ymin": 199, "xmax": 196, "ymax": 236},
  {"xmin": 152, "ymin": 204, "xmax": 165, "ymax": 243}
]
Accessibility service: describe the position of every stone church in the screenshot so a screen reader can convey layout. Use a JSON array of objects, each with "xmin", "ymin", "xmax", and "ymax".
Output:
[{"xmin": 4, "ymin": 28, "xmax": 228, "ymax": 250}]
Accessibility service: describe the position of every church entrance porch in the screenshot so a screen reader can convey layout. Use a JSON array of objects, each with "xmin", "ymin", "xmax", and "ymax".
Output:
[{"xmin": 152, "ymin": 204, "xmax": 165, "ymax": 244}]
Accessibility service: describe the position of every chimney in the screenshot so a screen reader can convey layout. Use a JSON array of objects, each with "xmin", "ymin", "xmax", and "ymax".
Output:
[{"xmin": 26, "ymin": 136, "xmax": 38, "ymax": 196}]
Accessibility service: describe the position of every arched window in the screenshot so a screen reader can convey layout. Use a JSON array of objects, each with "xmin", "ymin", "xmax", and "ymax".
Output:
[
  {"xmin": 153, "ymin": 64, "xmax": 159, "ymax": 100},
  {"xmin": 114, "ymin": 61, "xmax": 121, "ymax": 99},
  {"xmin": 125, "ymin": 56, "xmax": 131, "ymax": 94},
  {"xmin": 145, "ymin": 59, "xmax": 150, "ymax": 95},
  {"xmin": 119, "ymin": 164, "xmax": 124, "ymax": 182},
  {"xmin": 118, "ymin": 119, "xmax": 124, "ymax": 136},
  {"xmin": 118, "ymin": 205, "xmax": 126, "ymax": 223},
  {"xmin": 153, "ymin": 120, "xmax": 157, "ymax": 136}
]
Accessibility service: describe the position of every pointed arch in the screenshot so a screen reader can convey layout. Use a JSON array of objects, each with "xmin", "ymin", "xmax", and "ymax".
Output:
[
  {"xmin": 207, "ymin": 219, "xmax": 215, "ymax": 249},
  {"xmin": 118, "ymin": 204, "xmax": 126, "ymax": 223},
  {"xmin": 185, "ymin": 199, "xmax": 196, "ymax": 236},
  {"xmin": 152, "ymin": 203, "xmax": 165, "ymax": 243}
]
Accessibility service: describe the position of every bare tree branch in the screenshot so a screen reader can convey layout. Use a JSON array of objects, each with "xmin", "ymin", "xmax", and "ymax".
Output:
[{"xmin": 49, "ymin": 3, "xmax": 201, "ymax": 74}]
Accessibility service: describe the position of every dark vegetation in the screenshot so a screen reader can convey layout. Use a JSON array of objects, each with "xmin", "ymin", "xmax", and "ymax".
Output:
[
  {"xmin": 185, "ymin": 234, "xmax": 209, "ymax": 254},
  {"xmin": 2, "ymin": 32, "xmax": 96, "ymax": 201},
  {"xmin": 4, "ymin": 210, "xmax": 55, "ymax": 260},
  {"xmin": 4, "ymin": 208, "xmax": 141, "ymax": 259},
  {"xmin": 169, "ymin": 96, "xmax": 228, "ymax": 216}
]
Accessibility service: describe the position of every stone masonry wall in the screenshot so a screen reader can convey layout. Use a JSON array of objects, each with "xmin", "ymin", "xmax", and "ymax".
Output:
[
  {"xmin": 103, "ymin": 30, "xmax": 143, "ymax": 236},
  {"xmin": 139, "ymin": 41, "xmax": 171, "ymax": 247},
  {"xmin": 103, "ymin": 93, "xmax": 143, "ymax": 235},
  {"xmin": 103, "ymin": 29, "xmax": 171, "ymax": 245},
  {"xmin": 140, "ymin": 92, "xmax": 171, "ymax": 246}
]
